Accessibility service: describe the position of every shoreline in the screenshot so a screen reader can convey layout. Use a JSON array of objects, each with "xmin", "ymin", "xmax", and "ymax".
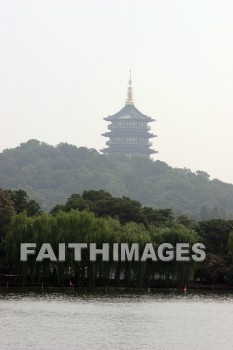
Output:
[{"xmin": 1, "ymin": 284, "xmax": 233, "ymax": 294}]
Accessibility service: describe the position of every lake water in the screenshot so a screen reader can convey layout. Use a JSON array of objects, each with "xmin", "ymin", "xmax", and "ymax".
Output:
[{"xmin": 0, "ymin": 289, "xmax": 233, "ymax": 350}]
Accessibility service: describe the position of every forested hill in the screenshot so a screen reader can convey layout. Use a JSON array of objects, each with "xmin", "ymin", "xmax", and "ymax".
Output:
[{"xmin": 0, "ymin": 139, "xmax": 233, "ymax": 219}]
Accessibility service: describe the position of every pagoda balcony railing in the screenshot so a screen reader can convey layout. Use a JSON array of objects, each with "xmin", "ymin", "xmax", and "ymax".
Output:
[
  {"xmin": 108, "ymin": 124, "xmax": 151, "ymax": 131},
  {"xmin": 106, "ymin": 140, "xmax": 153, "ymax": 146},
  {"xmin": 103, "ymin": 132, "xmax": 156, "ymax": 139}
]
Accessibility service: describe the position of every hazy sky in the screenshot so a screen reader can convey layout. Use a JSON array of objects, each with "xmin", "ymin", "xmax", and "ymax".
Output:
[{"xmin": 1, "ymin": 0, "xmax": 233, "ymax": 183}]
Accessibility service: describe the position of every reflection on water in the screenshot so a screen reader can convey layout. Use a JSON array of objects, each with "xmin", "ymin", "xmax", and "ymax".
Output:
[{"xmin": 0, "ymin": 289, "xmax": 233, "ymax": 350}]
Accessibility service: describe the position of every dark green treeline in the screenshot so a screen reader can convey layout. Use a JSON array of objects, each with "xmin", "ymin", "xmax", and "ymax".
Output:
[
  {"xmin": 2, "ymin": 188, "xmax": 233, "ymax": 287},
  {"xmin": 5, "ymin": 211, "xmax": 199, "ymax": 288}
]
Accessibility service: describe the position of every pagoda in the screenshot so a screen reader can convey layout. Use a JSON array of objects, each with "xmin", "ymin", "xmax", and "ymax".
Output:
[{"xmin": 101, "ymin": 72, "xmax": 157, "ymax": 158}]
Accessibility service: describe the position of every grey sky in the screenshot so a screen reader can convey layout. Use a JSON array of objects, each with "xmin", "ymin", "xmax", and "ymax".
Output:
[{"xmin": 1, "ymin": 0, "xmax": 233, "ymax": 183}]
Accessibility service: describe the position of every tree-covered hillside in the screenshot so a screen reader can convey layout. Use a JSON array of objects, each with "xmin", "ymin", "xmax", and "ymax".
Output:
[{"xmin": 0, "ymin": 139, "xmax": 233, "ymax": 219}]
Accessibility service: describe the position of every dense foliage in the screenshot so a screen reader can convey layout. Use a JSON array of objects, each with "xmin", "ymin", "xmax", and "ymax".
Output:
[
  {"xmin": 5, "ymin": 211, "xmax": 199, "ymax": 287},
  {"xmin": 1, "ymin": 188, "xmax": 233, "ymax": 287},
  {"xmin": 1, "ymin": 139, "xmax": 233, "ymax": 219}
]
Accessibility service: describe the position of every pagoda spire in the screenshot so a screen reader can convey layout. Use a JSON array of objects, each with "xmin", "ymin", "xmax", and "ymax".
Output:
[{"xmin": 125, "ymin": 70, "xmax": 134, "ymax": 105}]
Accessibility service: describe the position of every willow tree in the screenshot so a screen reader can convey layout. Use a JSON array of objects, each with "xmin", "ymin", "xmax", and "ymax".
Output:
[
  {"xmin": 228, "ymin": 231, "xmax": 233, "ymax": 284},
  {"xmin": 117, "ymin": 222, "xmax": 152, "ymax": 287},
  {"xmin": 5, "ymin": 211, "xmax": 202, "ymax": 288},
  {"xmin": 151, "ymin": 224, "xmax": 200, "ymax": 287},
  {"xmin": 5, "ymin": 213, "xmax": 33, "ymax": 283}
]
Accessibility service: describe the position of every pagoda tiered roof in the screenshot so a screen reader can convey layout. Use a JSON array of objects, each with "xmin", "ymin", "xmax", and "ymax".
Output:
[{"xmin": 104, "ymin": 104, "xmax": 155, "ymax": 122}]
